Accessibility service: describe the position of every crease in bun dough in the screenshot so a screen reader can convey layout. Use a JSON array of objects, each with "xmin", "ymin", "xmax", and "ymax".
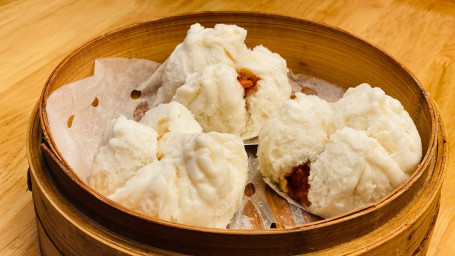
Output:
[
  {"xmin": 150, "ymin": 23, "xmax": 292, "ymax": 139},
  {"xmin": 330, "ymin": 83, "xmax": 422, "ymax": 174},
  {"xmin": 139, "ymin": 101, "xmax": 203, "ymax": 135},
  {"xmin": 89, "ymin": 102, "xmax": 248, "ymax": 228},
  {"xmin": 309, "ymin": 127, "xmax": 408, "ymax": 217},
  {"xmin": 258, "ymin": 84, "xmax": 422, "ymax": 218},
  {"xmin": 172, "ymin": 63, "xmax": 246, "ymax": 136}
]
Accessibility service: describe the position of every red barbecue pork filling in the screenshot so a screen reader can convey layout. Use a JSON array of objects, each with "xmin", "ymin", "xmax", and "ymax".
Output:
[
  {"xmin": 285, "ymin": 163, "xmax": 311, "ymax": 206},
  {"xmin": 237, "ymin": 68, "xmax": 260, "ymax": 97}
]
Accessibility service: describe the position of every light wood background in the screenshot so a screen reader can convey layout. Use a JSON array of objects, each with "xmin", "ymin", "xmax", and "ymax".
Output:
[{"xmin": 1, "ymin": 0, "xmax": 454, "ymax": 255}]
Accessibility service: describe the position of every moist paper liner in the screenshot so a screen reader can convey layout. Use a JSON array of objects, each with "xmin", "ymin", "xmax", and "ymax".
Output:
[
  {"xmin": 47, "ymin": 58, "xmax": 161, "ymax": 181},
  {"xmin": 46, "ymin": 58, "xmax": 342, "ymax": 228}
]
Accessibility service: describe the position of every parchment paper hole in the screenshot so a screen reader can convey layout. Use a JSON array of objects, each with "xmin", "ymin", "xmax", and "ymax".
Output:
[
  {"xmin": 67, "ymin": 115, "xmax": 74, "ymax": 128},
  {"xmin": 91, "ymin": 97, "xmax": 99, "ymax": 107},
  {"xmin": 244, "ymin": 183, "xmax": 255, "ymax": 197},
  {"xmin": 131, "ymin": 90, "xmax": 141, "ymax": 99}
]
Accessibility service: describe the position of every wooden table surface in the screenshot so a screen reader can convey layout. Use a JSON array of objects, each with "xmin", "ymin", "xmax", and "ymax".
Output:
[{"xmin": 1, "ymin": 0, "xmax": 454, "ymax": 255}]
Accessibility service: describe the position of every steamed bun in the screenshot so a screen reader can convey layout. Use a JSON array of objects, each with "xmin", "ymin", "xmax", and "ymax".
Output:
[
  {"xmin": 89, "ymin": 102, "xmax": 248, "ymax": 228},
  {"xmin": 109, "ymin": 132, "xmax": 248, "ymax": 228},
  {"xmin": 309, "ymin": 127, "xmax": 408, "ymax": 217},
  {"xmin": 155, "ymin": 23, "xmax": 248, "ymax": 103},
  {"xmin": 152, "ymin": 23, "xmax": 292, "ymax": 139},
  {"xmin": 330, "ymin": 83, "xmax": 422, "ymax": 173},
  {"xmin": 258, "ymin": 93, "xmax": 331, "ymax": 184},
  {"xmin": 238, "ymin": 45, "xmax": 292, "ymax": 139},
  {"xmin": 258, "ymin": 84, "xmax": 422, "ymax": 218},
  {"xmin": 140, "ymin": 101, "xmax": 202, "ymax": 135}
]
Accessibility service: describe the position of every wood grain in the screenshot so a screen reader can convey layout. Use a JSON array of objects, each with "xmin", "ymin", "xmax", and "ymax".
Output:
[{"xmin": 1, "ymin": 1, "xmax": 454, "ymax": 255}]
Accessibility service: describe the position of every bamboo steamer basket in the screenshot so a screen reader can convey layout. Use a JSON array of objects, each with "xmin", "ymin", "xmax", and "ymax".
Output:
[{"xmin": 28, "ymin": 12, "xmax": 447, "ymax": 255}]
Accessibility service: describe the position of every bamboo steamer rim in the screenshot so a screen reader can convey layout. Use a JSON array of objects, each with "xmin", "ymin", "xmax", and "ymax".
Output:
[{"xmin": 38, "ymin": 11, "xmax": 438, "ymax": 234}]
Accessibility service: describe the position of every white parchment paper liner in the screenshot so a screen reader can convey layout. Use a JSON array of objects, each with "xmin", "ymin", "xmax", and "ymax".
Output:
[{"xmin": 46, "ymin": 58, "xmax": 161, "ymax": 181}]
